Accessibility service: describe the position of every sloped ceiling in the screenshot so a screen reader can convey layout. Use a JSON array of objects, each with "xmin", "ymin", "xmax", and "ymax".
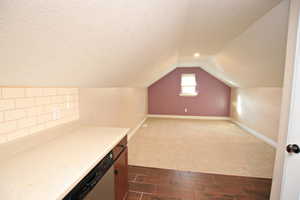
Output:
[
  {"xmin": 0, "ymin": 0, "xmax": 189, "ymax": 87},
  {"xmin": 0, "ymin": 0, "xmax": 287, "ymax": 88},
  {"xmin": 214, "ymin": 0, "xmax": 289, "ymax": 88},
  {"xmin": 180, "ymin": 0, "xmax": 283, "ymax": 56},
  {"xmin": 179, "ymin": 0, "xmax": 289, "ymax": 88}
]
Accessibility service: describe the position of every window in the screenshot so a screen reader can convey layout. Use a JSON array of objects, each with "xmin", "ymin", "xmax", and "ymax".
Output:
[{"xmin": 180, "ymin": 73, "xmax": 198, "ymax": 96}]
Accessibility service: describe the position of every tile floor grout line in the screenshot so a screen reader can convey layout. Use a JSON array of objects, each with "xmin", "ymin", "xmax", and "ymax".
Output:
[
  {"xmin": 129, "ymin": 190, "xmax": 154, "ymax": 195},
  {"xmin": 139, "ymin": 192, "xmax": 143, "ymax": 200},
  {"xmin": 133, "ymin": 174, "xmax": 138, "ymax": 182},
  {"xmin": 128, "ymin": 165, "xmax": 272, "ymax": 200},
  {"xmin": 128, "ymin": 190, "xmax": 141, "ymax": 194}
]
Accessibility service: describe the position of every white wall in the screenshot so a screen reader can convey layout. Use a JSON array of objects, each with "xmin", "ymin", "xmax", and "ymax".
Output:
[
  {"xmin": 214, "ymin": 0, "xmax": 289, "ymax": 87},
  {"xmin": 119, "ymin": 88, "xmax": 148, "ymax": 128},
  {"xmin": 79, "ymin": 88, "xmax": 122, "ymax": 127},
  {"xmin": 79, "ymin": 88, "xmax": 147, "ymax": 131},
  {"xmin": 231, "ymin": 87, "xmax": 282, "ymax": 142}
]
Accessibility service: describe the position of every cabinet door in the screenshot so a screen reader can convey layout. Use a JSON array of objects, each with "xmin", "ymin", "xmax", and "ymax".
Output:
[{"xmin": 114, "ymin": 148, "xmax": 128, "ymax": 200}]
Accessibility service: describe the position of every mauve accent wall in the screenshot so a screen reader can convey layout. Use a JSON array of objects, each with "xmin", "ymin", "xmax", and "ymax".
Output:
[{"xmin": 148, "ymin": 67, "xmax": 231, "ymax": 116}]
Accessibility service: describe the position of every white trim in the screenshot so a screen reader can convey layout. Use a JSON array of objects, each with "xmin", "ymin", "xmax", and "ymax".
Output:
[
  {"xmin": 127, "ymin": 117, "xmax": 147, "ymax": 141},
  {"xmin": 181, "ymin": 73, "xmax": 197, "ymax": 86},
  {"xmin": 231, "ymin": 120, "xmax": 278, "ymax": 148},
  {"xmin": 147, "ymin": 114, "xmax": 231, "ymax": 120},
  {"xmin": 179, "ymin": 93, "xmax": 198, "ymax": 97}
]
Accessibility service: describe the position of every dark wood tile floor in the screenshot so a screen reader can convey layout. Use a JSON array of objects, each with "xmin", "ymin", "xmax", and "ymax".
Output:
[{"xmin": 127, "ymin": 165, "xmax": 272, "ymax": 200}]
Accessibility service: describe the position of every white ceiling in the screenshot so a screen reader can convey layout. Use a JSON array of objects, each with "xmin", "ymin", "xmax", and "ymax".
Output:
[
  {"xmin": 0, "ymin": 0, "xmax": 288, "ymax": 88},
  {"xmin": 178, "ymin": 0, "xmax": 289, "ymax": 88},
  {"xmin": 214, "ymin": 0, "xmax": 289, "ymax": 88},
  {"xmin": 0, "ymin": 0, "xmax": 189, "ymax": 87},
  {"xmin": 180, "ymin": 0, "xmax": 283, "ymax": 56}
]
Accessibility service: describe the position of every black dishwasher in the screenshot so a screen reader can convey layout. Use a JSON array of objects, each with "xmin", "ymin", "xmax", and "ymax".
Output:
[{"xmin": 63, "ymin": 151, "xmax": 115, "ymax": 200}]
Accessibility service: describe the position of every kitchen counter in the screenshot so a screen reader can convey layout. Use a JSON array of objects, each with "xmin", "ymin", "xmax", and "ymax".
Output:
[{"xmin": 0, "ymin": 121, "xmax": 129, "ymax": 200}]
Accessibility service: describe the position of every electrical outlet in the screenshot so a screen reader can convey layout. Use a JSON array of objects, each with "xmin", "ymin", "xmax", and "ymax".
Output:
[
  {"xmin": 184, "ymin": 108, "xmax": 188, "ymax": 113},
  {"xmin": 52, "ymin": 108, "xmax": 61, "ymax": 120}
]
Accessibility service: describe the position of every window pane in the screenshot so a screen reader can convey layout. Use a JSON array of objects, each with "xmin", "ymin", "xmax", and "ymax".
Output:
[
  {"xmin": 181, "ymin": 86, "xmax": 196, "ymax": 94},
  {"xmin": 181, "ymin": 74, "xmax": 196, "ymax": 86}
]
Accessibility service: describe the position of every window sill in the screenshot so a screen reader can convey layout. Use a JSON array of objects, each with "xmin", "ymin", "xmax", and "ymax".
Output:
[{"xmin": 179, "ymin": 93, "xmax": 198, "ymax": 97}]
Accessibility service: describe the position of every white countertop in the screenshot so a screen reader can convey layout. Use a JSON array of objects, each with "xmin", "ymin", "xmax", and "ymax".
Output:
[{"xmin": 0, "ymin": 121, "xmax": 129, "ymax": 200}]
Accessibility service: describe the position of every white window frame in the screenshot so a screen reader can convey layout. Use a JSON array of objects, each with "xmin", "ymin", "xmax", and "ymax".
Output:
[{"xmin": 179, "ymin": 73, "xmax": 198, "ymax": 97}]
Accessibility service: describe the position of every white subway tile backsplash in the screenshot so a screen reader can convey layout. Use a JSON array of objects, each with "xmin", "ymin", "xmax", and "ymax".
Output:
[
  {"xmin": 17, "ymin": 117, "xmax": 36, "ymax": 129},
  {"xmin": 57, "ymin": 88, "xmax": 78, "ymax": 95},
  {"xmin": 36, "ymin": 97, "xmax": 51, "ymax": 105},
  {"xmin": 2, "ymin": 88, "xmax": 25, "ymax": 98},
  {"xmin": 43, "ymin": 88, "xmax": 57, "ymax": 96},
  {"xmin": 37, "ymin": 114, "xmax": 52, "ymax": 124},
  {"xmin": 0, "ymin": 121, "xmax": 17, "ymax": 134},
  {"xmin": 26, "ymin": 88, "xmax": 43, "ymax": 97},
  {"xmin": 43, "ymin": 104, "xmax": 64, "ymax": 114},
  {"xmin": 16, "ymin": 98, "xmax": 35, "ymax": 108},
  {"xmin": 0, "ymin": 112, "xmax": 3, "ymax": 122},
  {"xmin": 0, "ymin": 99, "xmax": 15, "ymax": 111},
  {"xmin": 27, "ymin": 106, "xmax": 43, "ymax": 117},
  {"xmin": 43, "ymin": 104, "xmax": 55, "ymax": 114},
  {"xmin": 0, "ymin": 87, "xmax": 79, "ymax": 143},
  {"xmin": 5, "ymin": 109, "xmax": 26, "ymax": 121},
  {"xmin": 51, "ymin": 96, "xmax": 64, "ymax": 104},
  {"xmin": 57, "ymin": 88, "xmax": 69, "ymax": 95}
]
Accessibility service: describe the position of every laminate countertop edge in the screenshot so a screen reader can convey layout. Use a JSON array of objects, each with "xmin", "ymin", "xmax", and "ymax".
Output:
[{"xmin": 0, "ymin": 121, "xmax": 129, "ymax": 200}]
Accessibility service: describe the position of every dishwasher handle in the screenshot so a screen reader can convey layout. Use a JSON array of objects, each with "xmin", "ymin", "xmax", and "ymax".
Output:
[
  {"xmin": 85, "ymin": 172, "xmax": 100, "ymax": 188},
  {"xmin": 73, "ymin": 172, "xmax": 100, "ymax": 199},
  {"xmin": 63, "ymin": 151, "xmax": 114, "ymax": 200}
]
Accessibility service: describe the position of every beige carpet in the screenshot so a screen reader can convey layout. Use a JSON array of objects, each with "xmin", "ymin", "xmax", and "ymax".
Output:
[{"xmin": 128, "ymin": 118, "xmax": 276, "ymax": 178}]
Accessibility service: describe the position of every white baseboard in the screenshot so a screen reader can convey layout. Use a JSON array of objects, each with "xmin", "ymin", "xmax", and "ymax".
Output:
[
  {"xmin": 231, "ymin": 120, "xmax": 278, "ymax": 148},
  {"xmin": 147, "ymin": 114, "xmax": 231, "ymax": 121},
  {"xmin": 127, "ymin": 117, "xmax": 147, "ymax": 141}
]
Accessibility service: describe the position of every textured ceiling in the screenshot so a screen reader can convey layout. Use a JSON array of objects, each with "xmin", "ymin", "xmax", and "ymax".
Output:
[
  {"xmin": 0, "ymin": 0, "xmax": 189, "ymax": 87},
  {"xmin": 179, "ymin": 0, "xmax": 283, "ymax": 56},
  {"xmin": 214, "ymin": 0, "xmax": 289, "ymax": 88},
  {"xmin": 178, "ymin": 0, "xmax": 289, "ymax": 88},
  {"xmin": 0, "ymin": 0, "xmax": 287, "ymax": 88}
]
